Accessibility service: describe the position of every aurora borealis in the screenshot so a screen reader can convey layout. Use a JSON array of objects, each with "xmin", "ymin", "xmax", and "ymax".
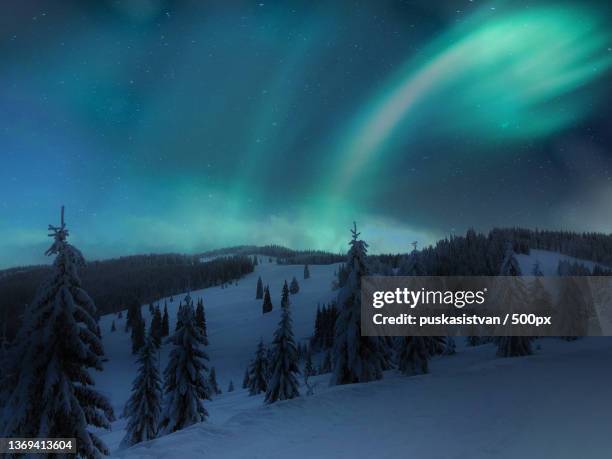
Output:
[{"xmin": 1, "ymin": 1, "xmax": 612, "ymax": 267}]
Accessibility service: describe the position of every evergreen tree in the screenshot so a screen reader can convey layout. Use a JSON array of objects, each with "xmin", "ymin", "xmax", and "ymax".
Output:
[
  {"xmin": 159, "ymin": 294, "xmax": 211, "ymax": 434},
  {"xmin": 247, "ymin": 339, "xmax": 268, "ymax": 395},
  {"xmin": 304, "ymin": 264, "xmax": 310, "ymax": 279},
  {"xmin": 529, "ymin": 268, "xmax": 553, "ymax": 337},
  {"xmin": 0, "ymin": 208, "xmax": 114, "ymax": 458},
  {"xmin": 318, "ymin": 350, "xmax": 332, "ymax": 374},
  {"xmin": 427, "ymin": 336, "xmax": 446, "ymax": 356},
  {"xmin": 281, "ymin": 280, "xmax": 290, "ymax": 309},
  {"xmin": 262, "ymin": 286, "xmax": 273, "ymax": 314},
  {"xmin": 331, "ymin": 223, "xmax": 390, "ymax": 385},
  {"xmin": 466, "ymin": 336, "xmax": 482, "ymax": 346},
  {"xmin": 228, "ymin": 380, "xmax": 235, "ymax": 392},
  {"xmin": 289, "ymin": 277, "xmax": 300, "ymax": 294},
  {"xmin": 126, "ymin": 298, "xmax": 142, "ymax": 333},
  {"xmin": 443, "ymin": 336, "xmax": 456, "ymax": 355},
  {"xmin": 161, "ymin": 302, "xmax": 170, "ymax": 337},
  {"xmin": 121, "ymin": 337, "xmax": 162, "ymax": 447},
  {"xmin": 265, "ymin": 302, "xmax": 300, "ymax": 403},
  {"xmin": 208, "ymin": 367, "xmax": 222, "ymax": 395},
  {"xmin": 304, "ymin": 350, "xmax": 315, "ymax": 377},
  {"xmin": 150, "ymin": 306, "xmax": 162, "ymax": 348},
  {"xmin": 242, "ymin": 367, "xmax": 250, "ymax": 389},
  {"xmin": 397, "ymin": 336, "xmax": 429, "ymax": 375},
  {"xmin": 175, "ymin": 302, "xmax": 184, "ymax": 332},
  {"xmin": 256, "ymin": 276, "xmax": 264, "ymax": 299},
  {"xmin": 496, "ymin": 243, "xmax": 533, "ymax": 357},
  {"xmin": 196, "ymin": 298, "xmax": 208, "ymax": 345},
  {"xmin": 557, "ymin": 274, "xmax": 590, "ymax": 339},
  {"xmin": 132, "ymin": 315, "xmax": 146, "ymax": 354}
]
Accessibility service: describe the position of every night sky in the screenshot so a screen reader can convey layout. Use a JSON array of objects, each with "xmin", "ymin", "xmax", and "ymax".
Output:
[{"xmin": 2, "ymin": 0, "xmax": 612, "ymax": 268}]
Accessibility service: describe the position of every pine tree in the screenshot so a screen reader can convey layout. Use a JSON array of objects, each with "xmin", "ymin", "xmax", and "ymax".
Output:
[
  {"xmin": 242, "ymin": 367, "xmax": 250, "ymax": 389},
  {"xmin": 159, "ymin": 294, "xmax": 211, "ymax": 433},
  {"xmin": 161, "ymin": 302, "xmax": 170, "ymax": 337},
  {"xmin": 228, "ymin": 380, "xmax": 235, "ymax": 392},
  {"xmin": 208, "ymin": 367, "xmax": 222, "ymax": 395},
  {"xmin": 150, "ymin": 306, "xmax": 162, "ymax": 348},
  {"xmin": 121, "ymin": 337, "xmax": 162, "ymax": 447},
  {"xmin": 196, "ymin": 298, "xmax": 208, "ymax": 345},
  {"xmin": 175, "ymin": 302, "xmax": 184, "ymax": 332},
  {"xmin": 262, "ymin": 286, "xmax": 273, "ymax": 314},
  {"xmin": 265, "ymin": 302, "xmax": 300, "ymax": 403},
  {"xmin": 427, "ymin": 336, "xmax": 446, "ymax": 356},
  {"xmin": 247, "ymin": 340, "xmax": 268, "ymax": 395},
  {"xmin": 281, "ymin": 280, "xmax": 290, "ymax": 309},
  {"xmin": 443, "ymin": 336, "xmax": 456, "ymax": 355},
  {"xmin": 304, "ymin": 350, "xmax": 315, "ymax": 377},
  {"xmin": 496, "ymin": 243, "xmax": 533, "ymax": 357},
  {"xmin": 126, "ymin": 298, "xmax": 142, "ymax": 333},
  {"xmin": 0, "ymin": 207, "xmax": 114, "ymax": 458},
  {"xmin": 529, "ymin": 268, "xmax": 553, "ymax": 337},
  {"xmin": 304, "ymin": 264, "xmax": 310, "ymax": 279},
  {"xmin": 132, "ymin": 315, "xmax": 146, "ymax": 354},
  {"xmin": 331, "ymin": 223, "xmax": 390, "ymax": 385},
  {"xmin": 289, "ymin": 277, "xmax": 300, "ymax": 294},
  {"xmin": 557, "ymin": 274, "xmax": 590, "ymax": 339},
  {"xmin": 397, "ymin": 336, "xmax": 429, "ymax": 375},
  {"xmin": 318, "ymin": 350, "xmax": 332, "ymax": 374},
  {"xmin": 256, "ymin": 276, "xmax": 264, "ymax": 299}
]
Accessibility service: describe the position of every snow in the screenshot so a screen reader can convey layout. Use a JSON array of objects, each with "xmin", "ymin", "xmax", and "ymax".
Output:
[
  {"xmin": 94, "ymin": 252, "xmax": 612, "ymax": 458},
  {"xmin": 109, "ymin": 338, "xmax": 612, "ymax": 459},
  {"xmin": 95, "ymin": 257, "xmax": 340, "ymax": 448}
]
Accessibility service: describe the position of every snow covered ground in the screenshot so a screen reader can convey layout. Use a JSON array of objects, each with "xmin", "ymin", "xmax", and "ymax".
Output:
[
  {"xmin": 95, "ymin": 251, "xmax": 612, "ymax": 458},
  {"xmin": 96, "ymin": 257, "xmax": 340, "ymax": 450}
]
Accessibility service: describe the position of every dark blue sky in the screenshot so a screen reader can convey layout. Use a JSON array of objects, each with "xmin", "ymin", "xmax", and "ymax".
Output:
[{"xmin": 2, "ymin": 0, "xmax": 612, "ymax": 268}]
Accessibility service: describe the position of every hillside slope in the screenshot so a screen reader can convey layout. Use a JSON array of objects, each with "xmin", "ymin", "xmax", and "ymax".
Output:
[{"xmin": 94, "ymin": 250, "xmax": 612, "ymax": 458}]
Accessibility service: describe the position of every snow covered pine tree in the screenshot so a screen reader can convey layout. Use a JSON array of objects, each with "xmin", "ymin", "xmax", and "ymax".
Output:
[
  {"xmin": 248, "ymin": 339, "xmax": 268, "ymax": 395},
  {"xmin": 196, "ymin": 298, "xmax": 208, "ymax": 345},
  {"xmin": 121, "ymin": 336, "xmax": 162, "ymax": 447},
  {"xmin": 496, "ymin": 243, "xmax": 533, "ymax": 357},
  {"xmin": 281, "ymin": 280, "xmax": 290, "ymax": 309},
  {"xmin": 159, "ymin": 294, "xmax": 211, "ymax": 433},
  {"xmin": 265, "ymin": 298, "xmax": 300, "ymax": 403},
  {"xmin": 397, "ymin": 336, "xmax": 430, "ymax": 376},
  {"xmin": 331, "ymin": 223, "xmax": 391, "ymax": 385},
  {"xmin": 262, "ymin": 285, "xmax": 273, "ymax": 314},
  {"xmin": 208, "ymin": 367, "xmax": 222, "ymax": 395},
  {"xmin": 0, "ymin": 207, "xmax": 114, "ymax": 458},
  {"xmin": 256, "ymin": 276, "xmax": 264, "ymax": 299}
]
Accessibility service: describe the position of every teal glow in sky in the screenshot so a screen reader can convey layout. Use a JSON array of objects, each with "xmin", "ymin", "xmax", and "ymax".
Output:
[
  {"xmin": 1, "ymin": 1, "xmax": 612, "ymax": 267},
  {"xmin": 330, "ymin": 5, "xmax": 612, "ymax": 192}
]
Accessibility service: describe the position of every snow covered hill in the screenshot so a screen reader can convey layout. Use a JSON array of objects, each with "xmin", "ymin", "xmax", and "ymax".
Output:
[
  {"xmin": 95, "ymin": 250, "xmax": 612, "ymax": 458},
  {"xmin": 110, "ymin": 338, "xmax": 612, "ymax": 459},
  {"xmin": 96, "ymin": 257, "xmax": 340, "ymax": 450}
]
